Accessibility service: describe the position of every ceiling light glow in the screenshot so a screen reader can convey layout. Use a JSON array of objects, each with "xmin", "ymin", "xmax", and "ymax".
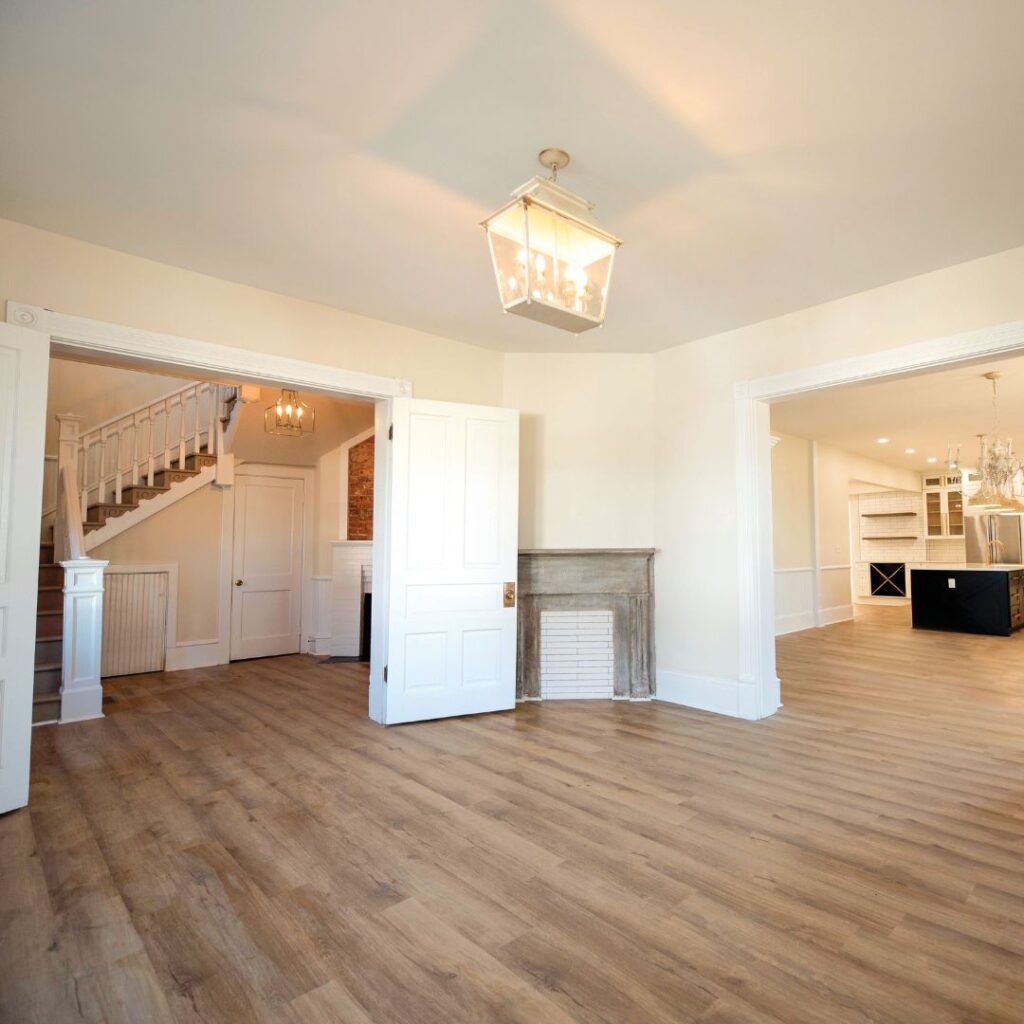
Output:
[
  {"xmin": 904, "ymin": 448, "xmax": 916, "ymax": 454},
  {"xmin": 877, "ymin": 438, "xmax": 889, "ymax": 444}
]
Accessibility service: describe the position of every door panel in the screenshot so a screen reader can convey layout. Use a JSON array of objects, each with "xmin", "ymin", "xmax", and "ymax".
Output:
[
  {"xmin": 230, "ymin": 474, "xmax": 304, "ymax": 660},
  {"xmin": 385, "ymin": 398, "xmax": 518, "ymax": 725},
  {"xmin": 0, "ymin": 323, "xmax": 49, "ymax": 813}
]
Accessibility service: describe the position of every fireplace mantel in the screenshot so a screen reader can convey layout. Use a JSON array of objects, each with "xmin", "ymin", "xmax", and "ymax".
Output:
[{"xmin": 517, "ymin": 548, "xmax": 656, "ymax": 701}]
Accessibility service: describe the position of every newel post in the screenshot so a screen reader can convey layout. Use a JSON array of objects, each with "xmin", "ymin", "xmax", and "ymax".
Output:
[
  {"xmin": 59, "ymin": 558, "xmax": 109, "ymax": 723},
  {"xmin": 54, "ymin": 414, "xmax": 83, "ymax": 562}
]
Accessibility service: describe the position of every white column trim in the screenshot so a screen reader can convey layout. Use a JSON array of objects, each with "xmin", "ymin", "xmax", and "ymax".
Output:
[{"xmin": 59, "ymin": 558, "xmax": 108, "ymax": 723}]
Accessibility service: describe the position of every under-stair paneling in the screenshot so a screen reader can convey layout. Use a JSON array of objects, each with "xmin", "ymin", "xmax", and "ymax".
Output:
[{"xmin": 102, "ymin": 570, "xmax": 168, "ymax": 676}]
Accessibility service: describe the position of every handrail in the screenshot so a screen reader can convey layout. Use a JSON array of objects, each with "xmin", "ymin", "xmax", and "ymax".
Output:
[
  {"xmin": 78, "ymin": 380, "xmax": 204, "ymax": 441},
  {"xmin": 55, "ymin": 464, "xmax": 87, "ymax": 561}
]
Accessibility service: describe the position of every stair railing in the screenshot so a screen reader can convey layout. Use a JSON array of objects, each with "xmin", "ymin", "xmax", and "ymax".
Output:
[{"xmin": 72, "ymin": 381, "xmax": 237, "ymax": 519}]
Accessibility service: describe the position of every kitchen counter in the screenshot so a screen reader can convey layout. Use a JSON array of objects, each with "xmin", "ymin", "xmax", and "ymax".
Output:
[
  {"xmin": 911, "ymin": 566, "xmax": 1024, "ymax": 636},
  {"xmin": 908, "ymin": 562, "xmax": 1024, "ymax": 571}
]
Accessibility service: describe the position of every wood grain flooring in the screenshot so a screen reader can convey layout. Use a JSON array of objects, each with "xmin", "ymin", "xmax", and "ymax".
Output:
[{"xmin": 3, "ymin": 605, "xmax": 1024, "ymax": 1023}]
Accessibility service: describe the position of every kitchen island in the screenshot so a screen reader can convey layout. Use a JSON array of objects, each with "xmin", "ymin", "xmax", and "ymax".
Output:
[{"xmin": 911, "ymin": 565, "xmax": 1024, "ymax": 636}]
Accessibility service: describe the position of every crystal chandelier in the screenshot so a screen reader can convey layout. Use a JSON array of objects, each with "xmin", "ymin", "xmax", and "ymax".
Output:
[
  {"xmin": 481, "ymin": 149, "xmax": 622, "ymax": 334},
  {"xmin": 963, "ymin": 372, "xmax": 1024, "ymax": 510},
  {"xmin": 265, "ymin": 388, "xmax": 314, "ymax": 437}
]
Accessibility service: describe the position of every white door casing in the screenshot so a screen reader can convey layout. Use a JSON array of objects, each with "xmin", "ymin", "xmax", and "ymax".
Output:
[
  {"xmin": 384, "ymin": 398, "xmax": 519, "ymax": 725},
  {"xmin": 230, "ymin": 473, "xmax": 304, "ymax": 660},
  {"xmin": 0, "ymin": 322, "xmax": 50, "ymax": 813}
]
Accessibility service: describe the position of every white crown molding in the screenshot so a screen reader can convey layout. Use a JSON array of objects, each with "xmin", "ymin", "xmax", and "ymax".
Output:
[
  {"xmin": 6, "ymin": 302, "xmax": 412, "ymax": 400},
  {"xmin": 738, "ymin": 318, "xmax": 1024, "ymax": 403}
]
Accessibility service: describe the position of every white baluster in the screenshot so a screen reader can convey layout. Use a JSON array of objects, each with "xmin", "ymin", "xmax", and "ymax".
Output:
[
  {"xmin": 80, "ymin": 436, "xmax": 90, "ymax": 521},
  {"xmin": 193, "ymin": 384, "xmax": 202, "ymax": 457},
  {"xmin": 147, "ymin": 410, "xmax": 155, "ymax": 486},
  {"xmin": 114, "ymin": 424, "xmax": 123, "ymax": 505},
  {"xmin": 131, "ymin": 413, "xmax": 140, "ymax": 486},
  {"xmin": 164, "ymin": 398, "xmax": 174, "ymax": 471},
  {"xmin": 207, "ymin": 384, "xmax": 216, "ymax": 456},
  {"xmin": 178, "ymin": 395, "xmax": 187, "ymax": 468}
]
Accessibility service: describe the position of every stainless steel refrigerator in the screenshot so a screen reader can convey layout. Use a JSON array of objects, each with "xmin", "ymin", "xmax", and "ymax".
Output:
[{"xmin": 965, "ymin": 513, "xmax": 1024, "ymax": 565}]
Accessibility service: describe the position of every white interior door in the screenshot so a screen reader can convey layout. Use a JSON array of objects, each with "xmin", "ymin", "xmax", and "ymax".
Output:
[
  {"xmin": 230, "ymin": 473, "xmax": 304, "ymax": 660},
  {"xmin": 0, "ymin": 322, "xmax": 49, "ymax": 813},
  {"xmin": 384, "ymin": 397, "xmax": 519, "ymax": 725}
]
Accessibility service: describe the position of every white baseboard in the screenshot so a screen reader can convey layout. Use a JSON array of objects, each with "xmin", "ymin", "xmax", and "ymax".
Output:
[
  {"xmin": 655, "ymin": 668, "xmax": 763, "ymax": 720},
  {"xmin": 60, "ymin": 684, "xmax": 104, "ymax": 723},
  {"xmin": 775, "ymin": 610, "xmax": 816, "ymax": 635},
  {"xmin": 818, "ymin": 604, "xmax": 854, "ymax": 626},
  {"xmin": 165, "ymin": 639, "xmax": 225, "ymax": 671},
  {"xmin": 308, "ymin": 635, "xmax": 332, "ymax": 655}
]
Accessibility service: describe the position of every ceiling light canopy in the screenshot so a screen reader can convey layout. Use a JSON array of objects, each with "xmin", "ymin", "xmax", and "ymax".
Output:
[
  {"xmin": 265, "ymin": 388, "xmax": 314, "ymax": 437},
  {"xmin": 481, "ymin": 149, "xmax": 622, "ymax": 334}
]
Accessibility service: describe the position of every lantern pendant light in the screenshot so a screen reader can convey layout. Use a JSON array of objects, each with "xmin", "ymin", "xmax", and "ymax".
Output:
[
  {"xmin": 481, "ymin": 149, "xmax": 622, "ymax": 334},
  {"xmin": 265, "ymin": 388, "xmax": 314, "ymax": 437}
]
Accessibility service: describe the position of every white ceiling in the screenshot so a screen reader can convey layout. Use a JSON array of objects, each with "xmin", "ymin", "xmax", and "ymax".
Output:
[
  {"xmin": 770, "ymin": 352, "xmax": 1024, "ymax": 473},
  {"xmin": 4, "ymin": 1, "xmax": 1024, "ymax": 353}
]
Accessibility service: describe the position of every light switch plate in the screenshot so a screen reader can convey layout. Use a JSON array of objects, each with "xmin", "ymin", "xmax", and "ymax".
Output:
[{"xmin": 948, "ymin": 578, "xmax": 956, "ymax": 589}]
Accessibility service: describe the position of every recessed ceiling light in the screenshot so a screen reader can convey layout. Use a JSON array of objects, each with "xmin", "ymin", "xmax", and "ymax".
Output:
[
  {"xmin": 905, "ymin": 448, "xmax": 916, "ymax": 454},
  {"xmin": 926, "ymin": 457, "xmax": 938, "ymax": 463},
  {"xmin": 877, "ymin": 438, "xmax": 889, "ymax": 444}
]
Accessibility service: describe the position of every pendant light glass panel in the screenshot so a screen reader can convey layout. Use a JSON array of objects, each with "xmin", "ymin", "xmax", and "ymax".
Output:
[
  {"xmin": 265, "ymin": 388, "xmax": 314, "ymax": 437},
  {"xmin": 483, "ymin": 178, "xmax": 620, "ymax": 334}
]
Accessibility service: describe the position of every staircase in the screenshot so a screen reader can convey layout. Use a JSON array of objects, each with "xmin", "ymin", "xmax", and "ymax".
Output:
[
  {"xmin": 37, "ymin": 380, "xmax": 240, "ymax": 724},
  {"xmin": 34, "ymin": 537, "xmax": 63, "ymax": 724}
]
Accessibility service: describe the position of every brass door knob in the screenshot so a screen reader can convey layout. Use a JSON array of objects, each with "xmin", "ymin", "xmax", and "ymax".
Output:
[{"xmin": 234, "ymin": 579, "xmax": 243, "ymax": 587}]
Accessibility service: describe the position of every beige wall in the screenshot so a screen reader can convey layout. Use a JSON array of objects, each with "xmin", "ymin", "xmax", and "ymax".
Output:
[
  {"xmin": 655, "ymin": 242, "xmax": 1024, "ymax": 684},
  {"xmin": 814, "ymin": 442, "xmax": 921, "ymax": 567},
  {"xmin": 91, "ymin": 485, "xmax": 224, "ymax": 645},
  {"xmin": 770, "ymin": 435, "xmax": 815, "ymax": 571},
  {"xmin": 46, "ymin": 357, "xmax": 192, "ymax": 453},
  {"xmin": 502, "ymin": 353, "xmax": 655, "ymax": 549},
  {"xmin": 0, "ymin": 218, "xmax": 503, "ymax": 405}
]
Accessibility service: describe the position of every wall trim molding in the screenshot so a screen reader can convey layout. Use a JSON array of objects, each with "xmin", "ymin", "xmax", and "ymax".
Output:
[
  {"xmin": 656, "ymin": 668, "xmax": 760, "ymax": 720},
  {"xmin": 7, "ymin": 302, "xmax": 412, "ymax": 400},
  {"xmin": 737, "ymin": 316, "xmax": 1024, "ymax": 720}
]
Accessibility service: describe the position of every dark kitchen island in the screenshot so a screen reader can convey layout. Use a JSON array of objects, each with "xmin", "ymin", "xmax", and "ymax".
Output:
[{"xmin": 911, "ymin": 565, "xmax": 1024, "ymax": 636}]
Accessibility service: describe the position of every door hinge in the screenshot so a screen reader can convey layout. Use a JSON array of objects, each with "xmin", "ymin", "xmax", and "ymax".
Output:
[
  {"xmin": 383, "ymin": 664, "xmax": 388, "ymax": 683},
  {"xmin": 388, "ymin": 424, "xmax": 393, "ymax": 441}
]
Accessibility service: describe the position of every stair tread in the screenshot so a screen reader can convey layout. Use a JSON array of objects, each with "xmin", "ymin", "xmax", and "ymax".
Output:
[
  {"xmin": 34, "ymin": 662, "xmax": 61, "ymax": 672},
  {"xmin": 38, "ymin": 585, "xmax": 62, "ymax": 592},
  {"xmin": 37, "ymin": 609, "xmax": 63, "ymax": 617},
  {"xmin": 33, "ymin": 693, "xmax": 61, "ymax": 705}
]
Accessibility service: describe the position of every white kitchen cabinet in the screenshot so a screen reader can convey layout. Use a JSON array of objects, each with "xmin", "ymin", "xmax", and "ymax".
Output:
[{"xmin": 923, "ymin": 474, "xmax": 964, "ymax": 538}]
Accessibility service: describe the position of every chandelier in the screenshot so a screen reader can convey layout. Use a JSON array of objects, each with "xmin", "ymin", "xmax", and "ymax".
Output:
[
  {"xmin": 481, "ymin": 149, "xmax": 621, "ymax": 334},
  {"xmin": 265, "ymin": 388, "xmax": 314, "ymax": 437},
  {"xmin": 963, "ymin": 372, "xmax": 1024, "ymax": 511}
]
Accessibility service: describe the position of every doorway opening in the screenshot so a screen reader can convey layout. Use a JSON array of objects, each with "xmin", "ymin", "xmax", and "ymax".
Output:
[{"xmin": 737, "ymin": 318, "xmax": 1024, "ymax": 718}]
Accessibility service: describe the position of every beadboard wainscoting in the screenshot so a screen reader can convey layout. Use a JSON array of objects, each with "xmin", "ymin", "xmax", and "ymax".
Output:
[
  {"xmin": 101, "ymin": 563, "xmax": 226, "ymax": 674},
  {"xmin": 309, "ymin": 576, "xmax": 333, "ymax": 655},
  {"xmin": 330, "ymin": 540, "xmax": 373, "ymax": 658},
  {"xmin": 518, "ymin": 549, "xmax": 655, "ymax": 701}
]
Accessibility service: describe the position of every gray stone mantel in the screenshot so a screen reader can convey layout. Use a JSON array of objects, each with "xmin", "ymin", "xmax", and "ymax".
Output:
[{"xmin": 517, "ymin": 548, "xmax": 656, "ymax": 701}]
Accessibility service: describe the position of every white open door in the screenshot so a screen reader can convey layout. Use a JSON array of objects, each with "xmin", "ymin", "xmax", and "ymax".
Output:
[
  {"xmin": 0, "ymin": 322, "xmax": 49, "ymax": 813},
  {"xmin": 383, "ymin": 398, "xmax": 518, "ymax": 725}
]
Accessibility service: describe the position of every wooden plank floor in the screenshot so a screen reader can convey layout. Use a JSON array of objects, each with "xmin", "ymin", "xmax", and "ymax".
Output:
[{"xmin": 3, "ymin": 606, "xmax": 1024, "ymax": 1023}]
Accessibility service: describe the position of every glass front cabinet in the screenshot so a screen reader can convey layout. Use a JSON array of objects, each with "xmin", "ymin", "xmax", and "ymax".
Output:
[{"xmin": 923, "ymin": 473, "xmax": 964, "ymax": 538}]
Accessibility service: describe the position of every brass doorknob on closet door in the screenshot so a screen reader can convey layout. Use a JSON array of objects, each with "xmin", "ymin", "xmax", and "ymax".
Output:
[{"xmin": 234, "ymin": 579, "xmax": 243, "ymax": 586}]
